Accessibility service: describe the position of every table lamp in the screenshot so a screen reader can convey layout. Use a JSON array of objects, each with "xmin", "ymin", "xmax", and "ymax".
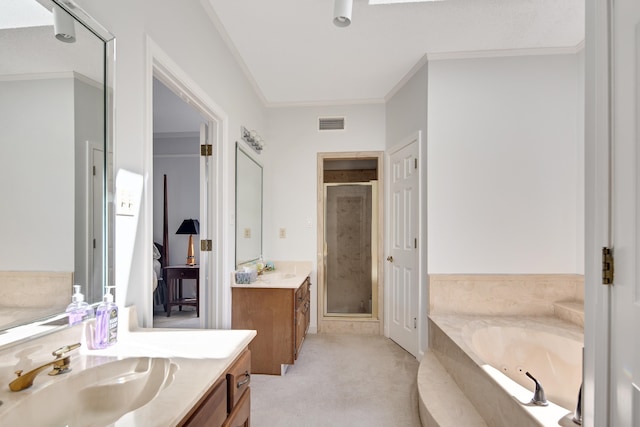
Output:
[{"xmin": 176, "ymin": 219, "xmax": 200, "ymax": 266}]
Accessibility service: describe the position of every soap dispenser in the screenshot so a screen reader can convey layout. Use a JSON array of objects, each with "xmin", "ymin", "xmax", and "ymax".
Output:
[
  {"xmin": 94, "ymin": 286, "xmax": 118, "ymax": 349},
  {"xmin": 66, "ymin": 285, "xmax": 94, "ymax": 326}
]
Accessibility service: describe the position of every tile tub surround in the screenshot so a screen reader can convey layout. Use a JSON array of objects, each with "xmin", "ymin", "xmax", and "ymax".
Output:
[
  {"xmin": 429, "ymin": 274, "xmax": 584, "ymax": 317},
  {"xmin": 424, "ymin": 314, "xmax": 583, "ymax": 427},
  {"xmin": 0, "ymin": 306, "xmax": 256, "ymax": 427},
  {"xmin": 0, "ymin": 271, "xmax": 73, "ymax": 330},
  {"xmin": 0, "ymin": 271, "xmax": 72, "ymax": 307}
]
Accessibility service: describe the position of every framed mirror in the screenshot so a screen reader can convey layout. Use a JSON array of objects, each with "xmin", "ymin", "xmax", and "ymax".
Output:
[
  {"xmin": 235, "ymin": 143, "xmax": 263, "ymax": 267},
  {"xmin": 0, "ymin": 0, "xmax": 114, "ymax": 334}
]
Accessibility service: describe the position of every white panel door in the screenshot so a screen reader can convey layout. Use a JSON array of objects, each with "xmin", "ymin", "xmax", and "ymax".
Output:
[
  {"xmin": 387, "ymin": 139, "xmax": 419, "ymax": 357},
  {"xmin": 199, "ymin": 122, "xmax": 211, "ymax": 327},
  {"xmin": 609, "ymin": 0, "xmax": 640, "ymax": 423},
  {"xmin": 91, "ymin": 145, "xmax": 104, "ymax": 304}
]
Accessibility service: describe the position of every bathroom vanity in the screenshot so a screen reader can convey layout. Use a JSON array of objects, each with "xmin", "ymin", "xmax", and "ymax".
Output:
[
  {"xmin": 232, "ymin": 262, "xmax": 312, "ymax": 375},
  {"xmin": 179, "ymin": 349, "xmax": 251, "ymax": 426},
  {"xmin": 0, "ymin": 307, "xmax": 256, "ymax": 427}
]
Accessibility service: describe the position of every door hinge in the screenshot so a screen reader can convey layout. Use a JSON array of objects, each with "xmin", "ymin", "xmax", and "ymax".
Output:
[
  {"xmin": 93, "ymin": 238, "xmax": 96, "ymax": 249},
  {"xmin": 201, "ymin": 239, "xmax": 213, "ymax": 251},
  {"xmin": 414, "ymin": 158, "xmax": 418, "ymax": 169},
  {"xmin": 92, "ymin": 166, "xmax": 96, "ymax": 176},
  {"xmin": 414, "ymin": 238, "xmax": 417, "ymax": 249},
  {"xmin": 200, "ymin": 144, "xmax": 213, "ymax": 156},
  {"xmin": 602, "ymin": 247, "xmax": 614, "ymax": 285},
  {"xmin": 413, "ymin": 318, "xmax": 417, "ymax": 329}
]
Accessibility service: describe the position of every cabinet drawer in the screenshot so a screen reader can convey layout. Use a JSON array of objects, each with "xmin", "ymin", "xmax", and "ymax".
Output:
[
  {"xmin": 223, "ymin": 387, "xmax": 250, "ymax": 427},
  {"xmin": 182, "ymin": 377, "xmax": 227, "ymax": 427},
  {"xmin": 227, "ymin": 350, "xmax": 251, "ymax": 412}
]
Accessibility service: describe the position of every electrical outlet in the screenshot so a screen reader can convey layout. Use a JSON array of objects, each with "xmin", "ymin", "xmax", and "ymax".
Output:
[
  {"xmin": 279, "ymin": 228, "xmax": 287, "ymax": 239},
  {"xmin": 244, "ymin": 228, "xmax": 251, "ymax": 238},
  {"xmin": 306, "ymin": 217, "xmax": 313, "ymax": 228}
]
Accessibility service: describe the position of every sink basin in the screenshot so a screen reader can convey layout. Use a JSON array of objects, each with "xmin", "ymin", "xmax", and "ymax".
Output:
[
  {"xmin": 258, "ymin": 272, "xmax": 296, "ymax": 283},
  {"xmin": 2, "ymin": 357, "xmax": 177, "ymax": 426}
]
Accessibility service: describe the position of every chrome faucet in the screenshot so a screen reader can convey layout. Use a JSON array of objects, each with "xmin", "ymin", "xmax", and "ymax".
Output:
[
  {"xmin": 8, "ymin": 343, "xmax": 81, "ymax": 392},
  {"xmin": 525, "ymin": 372, "xmax": 548, "ymax": 406},
  {"xmin": 573, "ymin": 383, "xmax": 583, "ymax": 425}
]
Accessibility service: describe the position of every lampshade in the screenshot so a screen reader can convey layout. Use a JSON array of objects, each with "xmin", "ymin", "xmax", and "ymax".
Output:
[
  {"xmin": 333, "ymin": 0, "xmax": 352, "ymax": 27},
  {"xmin": 53, "ymin": 6, "xmax": 76, "ymax": 43},
  {"xmin": 176, "ymin": 219, "xmax": 199, "ymax": 235}
]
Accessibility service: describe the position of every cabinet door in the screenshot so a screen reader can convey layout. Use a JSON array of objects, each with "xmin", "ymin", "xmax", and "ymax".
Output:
[
  {"xmin": 223, "ymin": 387, "xmax": 250, "ymax": 427},
  {"xmin": 227, "ymin": 350, "xmax": 251, "ymax": 413},
  {"xmin": 182, "ymin": 377, "xmax": 227, "ymax": 427}
]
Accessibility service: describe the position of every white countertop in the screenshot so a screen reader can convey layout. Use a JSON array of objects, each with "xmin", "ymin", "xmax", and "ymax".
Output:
[
  {"xmin": 232, "ymin": 261, "xmax": 312, "ymax": 289},
  {"xmin": 0, "ymin": 307, "xmax": 256, "ymax": 426}
]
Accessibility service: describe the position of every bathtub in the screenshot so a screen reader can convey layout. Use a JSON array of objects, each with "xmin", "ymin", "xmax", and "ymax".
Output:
[
  {"xmin": 429, "ymin": 315, "xmax": 584, "ymax": 426},
  {"xmin": 465, "ymin": 321, "xmax": 582, "ymax": 410}
]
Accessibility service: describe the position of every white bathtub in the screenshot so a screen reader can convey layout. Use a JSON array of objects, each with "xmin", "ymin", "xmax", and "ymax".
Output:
[
  {"xmin": 465, "ymin": 322, "xmax": 583, "ymax": 411},
  {"xmin": 429, "ymin": 315, "xmax": 584, "ymax": 426}
]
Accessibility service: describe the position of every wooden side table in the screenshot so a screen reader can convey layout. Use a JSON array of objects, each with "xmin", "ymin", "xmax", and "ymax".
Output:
[{"xmin": 164, "ymin": 265, "xmax": 199, "ymax": 317}]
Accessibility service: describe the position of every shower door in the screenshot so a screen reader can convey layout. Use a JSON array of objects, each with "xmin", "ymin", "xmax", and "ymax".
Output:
[{"xmin": 324, "ymin": 182, "xmax": 378, "ymax": 317}]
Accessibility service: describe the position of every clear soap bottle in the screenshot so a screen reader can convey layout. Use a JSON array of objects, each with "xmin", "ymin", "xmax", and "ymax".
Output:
[
  {"xmin": 66, "ymin": 285, "xmax": 93, "ymax": 326},
  {"xmin": 94, "ymin": 286, "xmax": 118, "ymax": 349}
]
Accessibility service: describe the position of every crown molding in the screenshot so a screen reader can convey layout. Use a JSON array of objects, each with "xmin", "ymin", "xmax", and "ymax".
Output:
[
  {"xmin": 384, "ymin": 54, "xmax": 429, "ymax": 103},
  {"xmin": 200, "ymin": 0, "xmax": 269, "ymax": 107},
  {"xmin": 265, "ymin": 97, "xmax": 385, "ymax": 109},
  {"xmin": 425, "ymin": 42, "xmax": 586, "ymax": 61}
]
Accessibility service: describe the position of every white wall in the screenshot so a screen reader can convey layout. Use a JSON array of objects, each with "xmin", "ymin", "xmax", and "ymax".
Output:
[
  {"xmin": 386, "ymin": 61, "xmax": 428, "ymax": 148},
  {"xmin": 427, "ymin": 53, "xmax": 583, "ymax": 274},
  {"xmin": 75, "ymin": 0, "xmax": 266, "ymax": 325},
  {"xmin": 263, "ymin": 103, "xmax": 386, "ymax": 331},
  {"xmin": 0, "ymin": 78, "xmax": 75, "ymax": 271},
  {"xmin": 153, "ymin": 136, "xmax": 200, "ymax": 269}
]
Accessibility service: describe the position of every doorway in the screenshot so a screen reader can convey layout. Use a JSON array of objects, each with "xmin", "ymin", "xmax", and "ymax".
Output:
[
  {"xmin": 317, "ymin": 152, "xmax": 383, "ymax": 334},
  {"xmin": 324, "ymin": 182, "xmax": 378, "ymax": 316},
  {"xmin": 151, "ymin": 78, "xmax": 208, "ymax": 328}
]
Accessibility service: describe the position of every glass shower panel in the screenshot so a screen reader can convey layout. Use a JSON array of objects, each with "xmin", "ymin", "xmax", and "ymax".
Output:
[{"xmin": 325, "ymin": 184, "xmax": 373, "ymax": 316}]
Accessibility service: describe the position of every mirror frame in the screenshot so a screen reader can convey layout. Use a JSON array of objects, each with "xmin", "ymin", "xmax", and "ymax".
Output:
[
  {"xmin": 0, "ymin": 0, "xmax": 115, "ymax": 347},
  {"xmin": 235, "ymin": 143, "xmax": 263, "ymax": 267}
]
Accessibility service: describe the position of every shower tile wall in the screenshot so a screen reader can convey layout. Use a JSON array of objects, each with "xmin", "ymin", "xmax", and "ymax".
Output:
[{"xmin": 326, "ymin": 185, "xmax": 372, "ymax": 314}]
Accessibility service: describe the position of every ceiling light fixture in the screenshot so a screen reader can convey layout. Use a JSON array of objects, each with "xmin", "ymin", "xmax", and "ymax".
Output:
[
  {"xmin": 53, "ymin": 5, "xmax": 75, "ymax": 43},
  {"xmin": 333, "ymin": 0, "xmax": 352, "ymax": 27}
]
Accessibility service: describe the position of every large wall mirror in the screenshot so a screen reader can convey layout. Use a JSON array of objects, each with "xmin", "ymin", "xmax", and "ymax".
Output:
[
  {"xmin": 0, "ymin": 0, "xmax": 114, "ymax": 334},
  {"xmin": 235, "ymin": 143, "xmax": 263, "ymax": 267}
]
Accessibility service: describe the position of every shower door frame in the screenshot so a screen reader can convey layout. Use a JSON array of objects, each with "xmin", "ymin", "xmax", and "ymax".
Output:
[
  {"xmin": 317, "ymin": 151, "xmax": 384, "ymax": 335},
  {"xmin": 323, "ymin": 181, "xmax": 379, "ymax": 318}
]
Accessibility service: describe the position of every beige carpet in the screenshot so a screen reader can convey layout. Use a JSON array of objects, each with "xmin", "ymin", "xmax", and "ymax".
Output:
[{"xmin": 250, "ymin": 334, "xmax": 421, "ymax": 427}]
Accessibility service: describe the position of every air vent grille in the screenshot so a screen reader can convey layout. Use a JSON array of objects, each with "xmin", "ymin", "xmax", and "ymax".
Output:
[{"xmin": 318, "ymin": 117, "xmax": 345, "ymax": 131}]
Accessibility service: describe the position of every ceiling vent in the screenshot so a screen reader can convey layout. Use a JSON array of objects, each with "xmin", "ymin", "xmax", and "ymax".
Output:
[{"xmin": 318, "ymin": 117, "xmax": 345, "ymax": 131}]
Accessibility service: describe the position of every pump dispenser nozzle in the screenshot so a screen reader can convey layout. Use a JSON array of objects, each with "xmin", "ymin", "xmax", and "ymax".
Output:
[{"xmin": 66, "ymin": 284, "xmax": 93, "ymax": 326}]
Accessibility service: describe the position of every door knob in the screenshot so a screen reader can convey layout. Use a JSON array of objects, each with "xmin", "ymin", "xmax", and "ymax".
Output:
[{"xmin": 386, "ymin": 256, "xmax": 393, "ymax": 262}]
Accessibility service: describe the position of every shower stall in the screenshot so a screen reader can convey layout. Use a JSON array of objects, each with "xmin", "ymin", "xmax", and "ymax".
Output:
[{"xmin": 323, "ymin": 181, "xmax": 378, "ymax": 317}]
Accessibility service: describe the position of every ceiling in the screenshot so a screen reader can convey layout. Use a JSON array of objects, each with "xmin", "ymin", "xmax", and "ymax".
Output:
[{"xmin": 206, "ymin": 0, "xmax": 584, "ymax": 106}]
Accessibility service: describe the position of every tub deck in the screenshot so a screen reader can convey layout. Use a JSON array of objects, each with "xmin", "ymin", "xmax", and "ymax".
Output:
[{"xmin": 420, "ymin": 314, "xmax": 583, "ymax": 427}]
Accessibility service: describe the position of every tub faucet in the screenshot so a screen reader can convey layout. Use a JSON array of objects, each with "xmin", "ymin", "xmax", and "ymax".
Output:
[
  {"xmin": 8, "ymin": 343, "xmax": 81, "ymax": 392},
  {"xmin": 573, "ymin": 383, "xmax": 582, "ymax": 425},
  {"xmin": 525, "ymin": 372, "xmax": 548, "ymax": 406}
]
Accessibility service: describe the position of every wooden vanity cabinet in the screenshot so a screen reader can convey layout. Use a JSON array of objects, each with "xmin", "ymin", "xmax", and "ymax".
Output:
[
  {"xmin": 295, "ymin": 277, "xmax": 311, "ymax": 359},
  {"xmin": 179, "ymin": 349, "xmax": 251, "ymax": 427},
  {"xmin": 232, "ymin": 276, "xmax": 311, "ymax": 375}
]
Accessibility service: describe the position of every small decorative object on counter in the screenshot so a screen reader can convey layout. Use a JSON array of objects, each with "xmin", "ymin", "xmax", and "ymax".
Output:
[
  {"xmin": 66, "ymin": 285, "xmax": 94, "ymax": 326},
  {"xmin": 235, "ymin": 267, "xmax": 258, "ymax": 284},
  {"xmin": 94, "ymin": 286, "xmax": 118, "ymax": 349},
  {"xmin": 265, "ymin": 261, "xmax": 275, "ymax": 271}
]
